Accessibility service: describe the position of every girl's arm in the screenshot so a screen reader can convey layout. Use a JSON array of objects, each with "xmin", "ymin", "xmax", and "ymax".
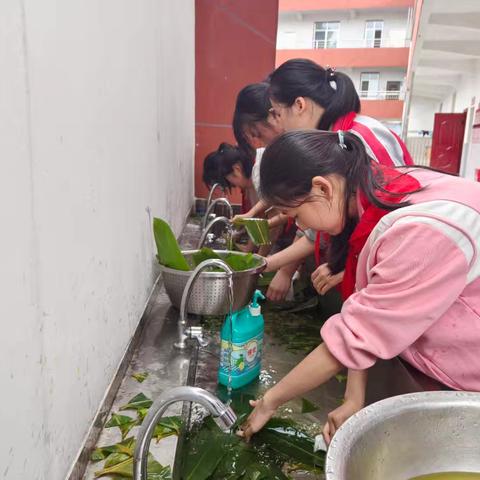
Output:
[
  {"xmin": 265, "ymin": 235, "xmax": 315, "ymax": 272},
  {"xmin": 239, "ymin": 343, "xmax": 343, "ymax": 440},
  {"xmin": 323, "ymin": 369, "xmax": 367, "ymax": 444}
]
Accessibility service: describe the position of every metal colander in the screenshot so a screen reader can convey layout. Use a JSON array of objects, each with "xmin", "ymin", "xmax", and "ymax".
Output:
[{"xmin": 159, "ymin": 250, "xmax": 266, "ymax": 315}]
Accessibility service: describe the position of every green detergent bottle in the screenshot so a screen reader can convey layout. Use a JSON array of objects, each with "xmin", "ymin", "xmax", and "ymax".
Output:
[{"xmin": 218, "ymin": 290, "xmax": 265, "ymax": 389}]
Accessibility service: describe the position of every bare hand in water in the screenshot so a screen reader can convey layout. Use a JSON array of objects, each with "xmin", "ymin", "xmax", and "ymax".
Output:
[{"xmin": 237, "ymin": 395, "xmax": 277, "ymax": 442}]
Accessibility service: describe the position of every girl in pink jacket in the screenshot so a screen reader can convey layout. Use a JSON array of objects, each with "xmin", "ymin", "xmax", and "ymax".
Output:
[{"xmin": 239, "ymin": 129, "xmax": 480, "ymax": 442}]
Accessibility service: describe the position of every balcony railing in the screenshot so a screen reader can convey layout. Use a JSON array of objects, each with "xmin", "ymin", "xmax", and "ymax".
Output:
[
  {"xmin": 309, "ymin": 38, "xmax": 409, "ymax": 49},
  {"xmin": 359, "ymin": 90, "xmax": 404, "ymax": 100}
]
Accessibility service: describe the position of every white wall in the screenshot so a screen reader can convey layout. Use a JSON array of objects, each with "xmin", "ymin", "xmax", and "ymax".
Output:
[
  {"xmin": 277, "ymin": 8, "xmax": 409, "ymax": 49},
  {"xmin": 0, "ymin": 1, "xmax": 194, "ymax": 479},
  {"xmin": 408, "ymin": 96, "xmax": 440, "ymax": 133}
]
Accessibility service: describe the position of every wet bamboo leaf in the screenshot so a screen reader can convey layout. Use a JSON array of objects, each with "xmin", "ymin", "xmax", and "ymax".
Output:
[
  {"xmin": 301, "ymin": 398, "xmax": 319, "ymax": 414},
  {"xmin": 233, "ymin": 218, "xmax": 271, "ymax": 246},
  {"xmin": 104, "ymin": 452, "xmax": 131, "ymax": 468},
  {"xmin": 138, "ymin": 408, "xmax": 149, "ymax": 421},
  {"xmin": 153, "ymin": 217, "xmax": 190, "ymax": 271},
  {"xmin": 105, "ymin": 413, "xmax": 138, "ymax": 439},
  {"xmin": 132, "ymin": 372, "xmax": 149, "ymax": 383},
  {"xmin": 242, "ymin": 462, "xmax": 289, "ymax": 480},
  {"xmin": 120, "ymin": 393, "xmax": 153, "ymax": 411},
  {"xmin": 255, "ymin": 419, "xmax": 325, "ymax": 470},
  {"xmin": 191, "ymin": 248, "xmax": 261, "ymax": 272},
  {"xmin": 153, "ymin": 416, "xmax": 182, "ymax": 442},
  {"xmin": 181, "ymin": 419, "xmax": 226, "ymax": 480},
  {"xmin": 192, "ymin": 248, "xmax": 222, "ymax": 267},
  {"xmin": 94, "ymin": 453, "xmax": 171, "ymax": 479},
  {"xmin": 91, "ymin": 437, "xmax": 136, "ymax": 461}
]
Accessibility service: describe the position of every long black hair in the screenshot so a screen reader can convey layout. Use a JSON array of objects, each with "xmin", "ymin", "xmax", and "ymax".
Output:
[
  {"xmin": 232, "ymin": 82, "xmax": 272, "ymax": 158},
  {"xmin": 260, "ymin": 130, "xmax": 418, "ymax": 274},
  {"xmin": 269, "ymin": 59, "xmax": 360, "ymax": 130},
  {"xmin": 203, "ymin": 142, "xmax": 253, "ymax": 190}
]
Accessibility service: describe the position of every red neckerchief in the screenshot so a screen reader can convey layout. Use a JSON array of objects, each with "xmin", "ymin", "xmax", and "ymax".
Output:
[{"xmin": 340, "ymin": 165, "xmax": 421, "ymax": 300}]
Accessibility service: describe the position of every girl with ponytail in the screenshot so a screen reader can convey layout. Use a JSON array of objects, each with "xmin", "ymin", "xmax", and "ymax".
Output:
[
  {"xmin": 239, "ymin": 129, "xmax": 480, "ymax": 442},
  {"xmin": 265, "ymin": 58, "xmax": 413, "ymax": 301}
]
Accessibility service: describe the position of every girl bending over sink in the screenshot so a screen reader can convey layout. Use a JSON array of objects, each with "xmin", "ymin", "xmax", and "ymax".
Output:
[{"xmin": 238, "ymin": 129, "xmax": 480, "ymax": 444}]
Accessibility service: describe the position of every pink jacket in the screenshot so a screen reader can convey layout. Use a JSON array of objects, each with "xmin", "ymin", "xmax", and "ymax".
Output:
[{"xmin": 321, "ymin": 169, "xmax": 480, "ymax": 391}]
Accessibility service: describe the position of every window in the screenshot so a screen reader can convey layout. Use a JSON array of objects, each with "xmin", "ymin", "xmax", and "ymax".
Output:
[
  {"xmin": 360, "ymin": 72, "xmax": 380, "ymax": 98},
  {"xmin": 313, "ymin": 22, "xmax": 339, "ymax": 49},
  {"xmin": 386, "ymin": 81, "xmax": 401, "ymax": 100},
  {"xmin": 365, "ymin": 20, "xmax": 383, "ymax": 48}
]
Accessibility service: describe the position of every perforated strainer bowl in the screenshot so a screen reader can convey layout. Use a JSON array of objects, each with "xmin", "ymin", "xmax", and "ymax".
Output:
[{"xmin": 159, "ymin": 250, "xmax": 266, "ymax": 315}]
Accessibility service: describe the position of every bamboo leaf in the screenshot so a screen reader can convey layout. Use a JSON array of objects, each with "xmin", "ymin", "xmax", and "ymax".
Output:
[
  {"xmin": 131, "ymin": 372, "xmax": 149, "ymax": 383},
  {"xmin": 301, "ymin": 398, "xmax": 319, "ymax": 414},
  {"xmin": 255, "ymin": 420, "xmax": 325, "ymax": 470},
  {"xmin": 153, "ymin": 416, "xmax": 182, "ymax": 442},
  {"xmin": 224, "ymin": 252, "xmax": 260, "ymax": 271},
  {"xmin": 104, "ymin": 452, "xmax": 131, "ymax": 468},
  {"xmin": 242, "ymin": 462, "xmax": 289, "ymax": 480},
  {"xmin": 94, "ymin": 453, "xmax": 171, "ymax": 479},
  {"xmin": 119, "ymin": 393, "xmax": 153, "ymax": 411},
  {"xmin": 153, "ymin": 217, "xmax": 190, "ymax": 271},
  {"xmin": 91, "ymin": 437, "xmax": 135, "ymax": 461},
  {"xmin": 233, "ymin": 218, "xmax": 271, "ymax": 246},
  {"xmin": 105, "ymin": 413, "xmax": 138, "ymax": 439},
  {"xmin": 192, "ymin": 248, "xmax": 222, "ymax": 267},
  {"xmin": 335, "ymin": 373, "xmax": 347, "ymax": 383}
]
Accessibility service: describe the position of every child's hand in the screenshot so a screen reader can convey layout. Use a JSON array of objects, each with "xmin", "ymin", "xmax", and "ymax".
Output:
[
  {"xmin": 237, "ymin": 395, "xmax": 277, "ymax": 442},
  {"xmin": 322, "ymin": 398, "xmax": 363, "ymax": 444},
  {"xmin": 267, "ymin": 268, "xmax": 293, "ymax": 302},
  {"xmin": 311, "ymin": 264, "xmax": 344, "ymax": 295}
]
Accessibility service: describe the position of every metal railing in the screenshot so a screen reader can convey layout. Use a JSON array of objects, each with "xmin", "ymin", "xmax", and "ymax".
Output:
[
  {"xmin": 311, "ymin": 38, "xmax": 409, "ymax": 49},
  {"xmin": 359, "ymin": 90, "xmax": 404, "ymax": 100}
]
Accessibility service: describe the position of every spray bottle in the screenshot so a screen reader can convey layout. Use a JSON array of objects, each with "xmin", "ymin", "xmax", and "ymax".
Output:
[{"xmin": 218, "ymin": 290, "xmax": 265, "ymax": 389}]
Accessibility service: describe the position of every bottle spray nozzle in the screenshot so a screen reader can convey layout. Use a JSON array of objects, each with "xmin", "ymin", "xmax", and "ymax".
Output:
[{"xmin": 251, "ymin": 290, "xmax": 266, "ymax": 308}]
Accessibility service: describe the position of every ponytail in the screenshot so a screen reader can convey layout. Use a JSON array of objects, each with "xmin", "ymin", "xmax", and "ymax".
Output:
[{"xmin": 269, "ymin": 59, "xmax": 360, "ymax": 130}]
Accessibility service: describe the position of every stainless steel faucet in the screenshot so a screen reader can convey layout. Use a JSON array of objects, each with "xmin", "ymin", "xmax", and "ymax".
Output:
[
  {"xmin": 174, "ymin": 258, "xmax": 234, "ymax": 350},
  {"xmin": 133, "ymin": 386, "xmax": 237, "ymax": 480},
  {"xmin": 205, "ymin": 183, "xmax": 224, "ymax": 212},
  {"xmin": 198, "ymin": 216, "xmax": 233, "ymax": 249},
  {"xmin": 201, "ymin": 197, "xmax": 233, "ymax": 230}
]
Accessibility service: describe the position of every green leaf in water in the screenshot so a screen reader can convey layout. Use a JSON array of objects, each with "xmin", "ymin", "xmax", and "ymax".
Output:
[
  {"xmin": 131, "ymin": 372, "xmax": 149, "ymax": 383},
  {"xmin": 181, "ymin": 418, "xmax": 226, "ymax": 480},
  {"xmin": 91, "ymin": 437, "xmax": 136, "ymax": 461},
  {"xmin": 105, "ymin": 413, "xmax": 138, "ymax": 439},
  {"xmin": 254, "ymin": 418, "xmax": 325, "ymax": 470},
  {"xmin": 192, "ymin": 248, "xmax": 222, "ymax": 267},
  {"xmin": 301, "ymin": 398, "xmax": 319, "ymax": 414},
  {"xmin": 233, "ymin": 218, "xmax": 271, "ymax": 246},
  {"xmin": 242, "ymin": 462, "xmax": 289, "ymax": 480},
  {"xmin": 191, "ymin": 248, "xmax": 261, "ymax": 272},
  {"xmin": 153, "ymin": 217, "xmax": 190, "ymax": 271},
  {"xmin": 119, "ymin": 392, "xmax": 153, "ymax": 411},
  {"xmin": 153, "ymin": 416, "xmax": 182, "ymax": 442},
  {"xmin": 138, "ymin": 408, "xmax": 149, "ymax": 421}
]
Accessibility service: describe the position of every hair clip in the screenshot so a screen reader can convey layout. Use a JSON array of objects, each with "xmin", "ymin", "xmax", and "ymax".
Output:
[
  {"xmin": 338, "ymin": 130, "xmax": 347, "ymax": 150},
  {"xmin": 326, "ymin": 65, "xmax": 336, "ymax": 78}
]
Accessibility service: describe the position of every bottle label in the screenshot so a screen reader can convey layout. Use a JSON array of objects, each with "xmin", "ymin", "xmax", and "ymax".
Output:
[{"xmin": 219, "ymin": 332, "xmax": 263, "ymax": 377}]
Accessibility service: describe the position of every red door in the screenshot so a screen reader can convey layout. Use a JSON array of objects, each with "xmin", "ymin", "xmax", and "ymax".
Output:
[{"xmin": 430, "ymin": 113, "xmax": 466, "ymax": 174}]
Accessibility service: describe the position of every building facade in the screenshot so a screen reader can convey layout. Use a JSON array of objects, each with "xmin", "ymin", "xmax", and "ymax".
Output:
[{"xmin": 276, "ymin": 0, "xmax": 416, "ymax": 133}]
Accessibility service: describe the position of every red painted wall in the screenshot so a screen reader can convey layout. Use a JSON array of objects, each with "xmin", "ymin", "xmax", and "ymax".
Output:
[
  {"xmin": 195, "ymin": 0, "xmax": 279, "ymax": 201},
  {"xmin": 276, "ymin": 47, "xmax": 409, "ymax": 69},
  {"xmin": 279, "ymin": 0, "xmax": 414, "ymax": 11}
]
